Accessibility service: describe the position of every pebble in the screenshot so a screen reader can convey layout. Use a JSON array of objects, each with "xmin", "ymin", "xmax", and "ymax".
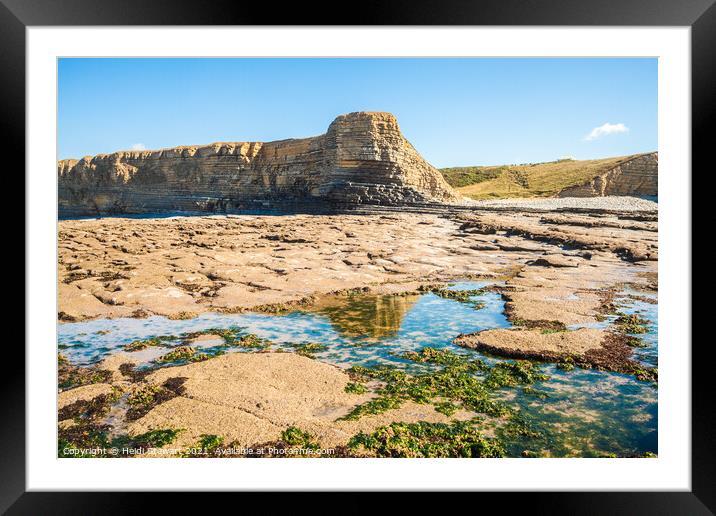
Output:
[{"xmin": 465, "ymin": 196, "xmax": 657, "ymax": 212}]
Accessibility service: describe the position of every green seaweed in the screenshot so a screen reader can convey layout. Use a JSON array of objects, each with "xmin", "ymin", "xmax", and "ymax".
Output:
[
  {"xmin": 59, "ymin": 426, "xmax": 182, "ymax": 458},
  {"xmin": 185, "ymin": 433, "xmax": 226, "ymax": 456},
  {"xmin": 624, "ymin": 336, "xmax": 648, "ymax": 348},
  {"xmin": 125, "ymin": 377, "xmax": 187, "ymax": 420},
  {"xmin": 402, "ymin": 347, "xmax": 488, "ymax": 370},
  {"xmin": 58, "ymin": 359, "xmax": 114, "ymax": 390},
  {"xmin": 232, "ymin": 334, "xmax": 272, "ymax": 349},
  {"xmin": 626, "ymin": 365, "xmax": 658, "ymax": 383},
  {"xmin": 58, "ymin": 424, "xmax": 113, "ymax": 458},
  {"xmin": 198, "ymin": 434, "xmax": 224, "ymax": 450},
  {"xmin": 484, "ymin": 361, "xmax": 549, "ymax": 388},
  {"xmin": 348, "ymin": 420, "xmax": 505, "ymax": 458},
  {"xmin": 127, "ymin": 384, "xmax": 163, "ymax": 408},
  {"xmin": 188, "ymin": 328, "xmax": 272, "ymax": 350},
  {"xmin": 189, "ymin": 353, "xmax": 211, "ymax": 362},
  {"xmin": 281, "ymin": 426, "xmax": 320, "ymax": 449},
  {"xmin": 522, "ymin": 386, "xmax": 550, "ymax": 399},
  {"xmin": 155, "ymin": 346, "xmax": 196, "ymax": 363},
  {"xmin": 417, "ymin": 284, "xmax": 487, "ymax": 308},
  {"xmin": 614, "ymin": 312, "xmax": 649, "ymax": 334},
  {"xmin": 236, "ymin": 426, "xmax": 331, "ymax": 458},
  {"xmin": 500, "ymin": 415, "xmax": 543, "ymax": 438},
  {"xmin": 556, "ymin": 356, "xmax": 576, "ymax": 371},
  {"xmin": 340, "ymin": 347, "xmax": 547, "ymax": 422},
  {"xmin": 434, "ymin": 401, "xmax": 459, "ymax": 416},
  {"xmin": 290, "ymin": 342, "xmax": 328, "ymax": 358},
  {"xmin": 124, "ymin": 335, "xmax": 176, "ymax": 352},
  {"xmin": 345, "ymin": 382, "xmax": 368, "ymax": 395},
  {"xmin": 125, "ymin": 328, "xmax": 273, "ymax": 357}
]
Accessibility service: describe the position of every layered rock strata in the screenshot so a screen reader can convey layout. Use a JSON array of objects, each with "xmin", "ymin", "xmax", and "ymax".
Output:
[
  {"xmin": 58, "ymin": 112, "xmax": 460, "ymax": 216},
  {"xmin": 557, "ymin": 152, "xmax": 657, "ymax": 198}
]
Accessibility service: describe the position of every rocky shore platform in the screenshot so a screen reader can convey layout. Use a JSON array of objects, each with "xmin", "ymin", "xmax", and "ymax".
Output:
[
  {"xmin": 58, "ymin": 196, "xmax": 656, "ymax": 322},
  {"xmin": 57, "ymin": 201, "xmax": 658, "ymax": 457}
]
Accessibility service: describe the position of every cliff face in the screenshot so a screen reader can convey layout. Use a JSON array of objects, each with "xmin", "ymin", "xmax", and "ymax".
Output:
[
  {"xmin": 557, "ymin": 153, "xmax": 658, "ymax": 198},
  {"xmin": 58, "ymin": 112, "xmax": 459, "ymax": 216}
]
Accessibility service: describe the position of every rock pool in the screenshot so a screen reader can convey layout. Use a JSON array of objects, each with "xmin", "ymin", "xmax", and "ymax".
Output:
[{"xmin": 58, "ymin": 281, "xmax": 657, "ymax": 457}]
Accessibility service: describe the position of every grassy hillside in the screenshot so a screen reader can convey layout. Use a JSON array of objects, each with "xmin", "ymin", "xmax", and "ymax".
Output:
[{"xmin": 440, "ymin": 154, "xmax": 648, "ymax": 200}]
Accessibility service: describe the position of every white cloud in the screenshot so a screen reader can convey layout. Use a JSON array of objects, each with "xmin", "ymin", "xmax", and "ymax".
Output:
[
  {"xmin": 130, "ymin": 143, "xmax": 146, "ymax": 151},
  {"xmin": 584, "ymin": 123, "xmax": 629, "ymax": 141}
]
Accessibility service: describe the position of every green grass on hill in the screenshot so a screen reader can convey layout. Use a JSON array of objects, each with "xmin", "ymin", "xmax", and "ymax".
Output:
[
  {"xmin": 439, "ymin": 154, "xmax": 648, "ymax": 200},
  {"xmin": 439, "ymin": 166, "xmax": 508, "ymax": 188}
]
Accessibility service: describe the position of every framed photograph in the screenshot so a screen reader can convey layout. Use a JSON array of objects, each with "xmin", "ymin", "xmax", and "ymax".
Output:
[{"xmin": 9, "ymin": 0, "xmax": 713, "ymax": 511}]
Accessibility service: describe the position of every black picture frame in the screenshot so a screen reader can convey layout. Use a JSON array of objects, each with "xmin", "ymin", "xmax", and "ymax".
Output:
[{"xmin": 6, "ymin": 0, "xmax": 713, "ymax": 512}]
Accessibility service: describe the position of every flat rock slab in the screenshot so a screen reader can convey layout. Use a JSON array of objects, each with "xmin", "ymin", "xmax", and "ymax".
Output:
[
  {"xmin": 128, "ymin": 352, "xmax": 470, "ymax": 450},
  {"xmin": 504, "ymin": 288, "xmax": 604, "ymax": 326},
  {"xmin": 454, "ymin": 327, "xmax": 655, "ymax": 383},
  {"xmin": 454, "ymin": 327, "xmax": 605, "ymax": 359}
]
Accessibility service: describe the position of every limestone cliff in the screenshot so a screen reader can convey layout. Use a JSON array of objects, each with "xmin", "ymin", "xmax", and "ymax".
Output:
[
  {"xmin": 58, "ymin": 112, "xmax": 460, "ymax": 216},
  {"xmin": 557, "ymin": 152, "xmax": 657, "ymax": 198}
]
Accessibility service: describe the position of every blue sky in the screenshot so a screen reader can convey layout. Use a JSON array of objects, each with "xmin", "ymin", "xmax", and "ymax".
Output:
[{"xmin": 58, "ymin": 58, "xmax": 657, "ymax": 168}]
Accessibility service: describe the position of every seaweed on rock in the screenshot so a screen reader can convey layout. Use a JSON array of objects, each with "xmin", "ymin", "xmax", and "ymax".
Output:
[
  {"xmin": 340, "ymin": 347, "xmax": 548, "ymax": 422},
  {"xmin": 348, "ymin": 420, "xmax": 505, "ymax": 458}
]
